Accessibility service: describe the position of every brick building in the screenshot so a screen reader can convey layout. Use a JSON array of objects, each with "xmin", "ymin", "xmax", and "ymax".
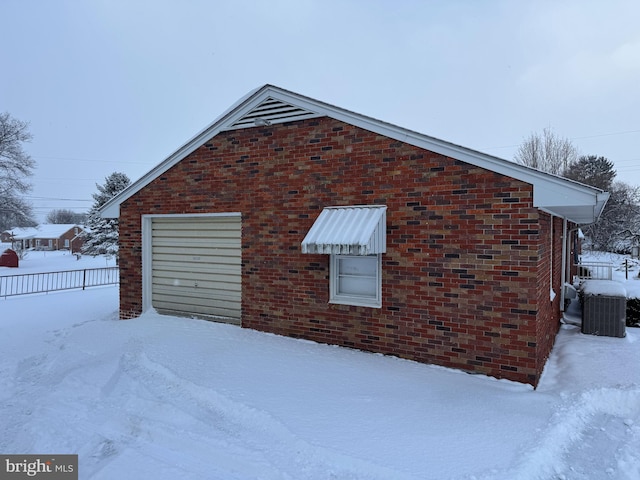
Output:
[
  {"xmin": 100, "ymin": 85, "xmax": 608, "ymax": 386},
  {"xmin": 1, "ymin": 224, "xmax": 84, "ymax": 252}
]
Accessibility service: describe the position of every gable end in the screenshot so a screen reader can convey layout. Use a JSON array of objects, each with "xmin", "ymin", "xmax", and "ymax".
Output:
[{"xmin": 224, "ymin": 96, "xmax": 321, "ymax": 130}]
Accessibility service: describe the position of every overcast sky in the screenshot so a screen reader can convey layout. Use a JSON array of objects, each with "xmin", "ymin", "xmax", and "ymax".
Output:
[{"xmin": 2, "ymin": 0, "xmax": 639, "ymax": 222}]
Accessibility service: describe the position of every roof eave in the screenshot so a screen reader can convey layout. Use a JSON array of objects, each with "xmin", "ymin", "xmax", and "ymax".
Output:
[
  {"xmin": 99, "ymin": 84, "xmax": 608, "ymax": 222},
  {"xmin": 535, "ymin": 188, "xmax": 609, "ymax": 224}
]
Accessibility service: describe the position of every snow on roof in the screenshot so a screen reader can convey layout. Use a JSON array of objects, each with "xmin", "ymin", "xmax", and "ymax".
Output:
[
  {"xmin": 4, "ymin": 224, "xmax": 82, "ymax": 239},
  {"xmin": 2, "ymin": 227, "xmax": 38, "ymax": 239},
  {"xmin": 581, "ymin": 280, "xmax": 627, "ymax": 297},
  {"xmin": 36, "ymin": 224, "xmax": 81, "ymax": 237}
]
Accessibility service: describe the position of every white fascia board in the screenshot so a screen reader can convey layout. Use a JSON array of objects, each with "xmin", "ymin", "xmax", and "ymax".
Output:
[
  {"xmin": 269, "ymin": 87, "xmax": 608, "ymax": 214},
  {"xmin": 533, "ymin": 179, "xmax": 600, "ymax": 208},
  {"xmin": 534, "ymin": 182, "xmax": 609, "ymax": 223},
  {"xmin": 538, "ymin": 190, "xmax": 610, "ymax": 224},
  {"xmin": 322, "ymin": 109, "xmax": 608, "ymax": 223},
  {"xmin": 99, "ymin": 84, "xmax": 607, "ymax": 224}
]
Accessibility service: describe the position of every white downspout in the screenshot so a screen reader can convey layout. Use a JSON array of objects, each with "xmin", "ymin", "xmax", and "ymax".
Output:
[
  {"xmin": 550, "ymin": 216, "xmax": 556, "ymax": 303},
  {"xmin": 560, "ymin": 218, "xmax": 568, "ymax": 311}
]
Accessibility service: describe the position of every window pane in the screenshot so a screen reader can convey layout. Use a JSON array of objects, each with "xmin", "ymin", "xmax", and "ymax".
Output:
[
  {"xmin": 338, "ymin": 256, "xmax": 377, "ymax": 277},
  {"xmin": 330, "ymin": 254, "xmax": 381, "ymax": 307},
  {"xmin": 338, "ymin": 276, "xmax": 376, "ymax": 296}
]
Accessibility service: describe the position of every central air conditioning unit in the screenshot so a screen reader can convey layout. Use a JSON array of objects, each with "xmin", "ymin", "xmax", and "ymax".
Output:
[{"xmin": 581, "ymin": 280, "xmax": 626, "ymax": 338}]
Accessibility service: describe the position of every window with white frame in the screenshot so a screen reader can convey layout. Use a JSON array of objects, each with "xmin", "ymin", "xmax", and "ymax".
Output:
[{"xmin": 330, "ymin": 254, "xmax": 381, "ymax": 308}]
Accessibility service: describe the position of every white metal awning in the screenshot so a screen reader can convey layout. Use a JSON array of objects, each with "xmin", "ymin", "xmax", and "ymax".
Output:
[{"xmin": 301, "ymin": 205, "xmax": 387, "ymax": 255}]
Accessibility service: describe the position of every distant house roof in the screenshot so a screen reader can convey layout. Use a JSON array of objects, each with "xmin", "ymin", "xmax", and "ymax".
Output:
[
  {"xmin": 2, "ymin": 227, "xmax": 38, "ymax": 240},
  {"xmin": 36, "ymin": 224, "xmax": 82, "ymax": 238},
  {"xmin": 3, "ymin": 224, "xmax": 82, "ymax": 240},
  {"xmin": 99, "ymin": 84, "xmax": 609, "ymax": 224}
]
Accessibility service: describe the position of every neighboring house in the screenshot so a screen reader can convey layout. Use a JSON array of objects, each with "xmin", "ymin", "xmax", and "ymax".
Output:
[
  {"xmin": 100, "ymin": 85, "xmax": 608, "ymax": 386},
  {"xmin": 0, "ymin": 229, "xmax": 20, "ymax": 243},
  {"xmin": 2, "ymin": 224, "xmax": 85, "ymax": 252},
  {"xmin": 1, "ymin": 227, "xmax": 37, "ymax": 248}
]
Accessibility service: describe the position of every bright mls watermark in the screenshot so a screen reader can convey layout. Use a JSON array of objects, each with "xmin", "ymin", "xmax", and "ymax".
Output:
[{"xmin": 0, "ymin": 455, "xmax": 77, "ymax": 479}]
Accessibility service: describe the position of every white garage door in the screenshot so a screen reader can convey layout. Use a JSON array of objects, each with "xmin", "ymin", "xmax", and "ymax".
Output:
[{"xmin": 151, "ymin": 215, "xmax": 241, "ymax": 322}]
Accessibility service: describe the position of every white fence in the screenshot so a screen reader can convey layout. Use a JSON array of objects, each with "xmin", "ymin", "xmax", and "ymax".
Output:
[{"xmin": 574, "ymin": 262, "xmax": 614, "ymax": 281}]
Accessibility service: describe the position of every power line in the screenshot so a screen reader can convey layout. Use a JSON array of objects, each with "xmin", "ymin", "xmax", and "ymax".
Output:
[
  {"xmin": 483, "ymin": 128, "xmax": 640, "ymax": 152},
  {"xmin": 25, "ymin": 195, "xmax": 91, "ymax": 202},
  {"xmin": 31, "ymin": 155, "xmax": 151, "ymax": 166},
  {"xmin": 571, "ymin": 129, "xmax": 640, "ymax": 141}
]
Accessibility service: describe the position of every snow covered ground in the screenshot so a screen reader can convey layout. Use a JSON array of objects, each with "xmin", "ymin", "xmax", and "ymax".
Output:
[
  {"xmin": 0, "ymin": 247, "xmax": 116, "ymax": 275},
  {"xmin": 1, "ymin": 251, "xmax": 640, "ymax": 479}
]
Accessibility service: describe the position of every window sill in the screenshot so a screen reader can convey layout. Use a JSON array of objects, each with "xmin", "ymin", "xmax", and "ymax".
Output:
[{"xmin": 329, "ymin": 297, "xmax": 382, "ymax": 309}]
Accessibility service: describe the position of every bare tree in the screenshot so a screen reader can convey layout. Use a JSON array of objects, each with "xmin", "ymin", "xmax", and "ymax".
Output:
[
  {"xmin": 514, "ymin": 127, "xmax": 578, "ymax": 175},
  {"xmin": 0, "ymin": 112, "xmax": 37, "ymax": 231},
  {"xmin": 46, "ymin": 209, "xmax": 87, "ymax": 224},
  {"xmin": 584, "ymin": 181, "xmax": 640, "ymax": 252}
]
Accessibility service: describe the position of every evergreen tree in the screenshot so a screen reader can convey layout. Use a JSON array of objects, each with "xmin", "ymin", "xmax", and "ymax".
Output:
[
  {"xmin": 82, "ymin": 172, "xmax": 130, "ymax": 257},
  {"xmin": 563, "ymin": 155, "xmax": 616, "ymax": 191}
]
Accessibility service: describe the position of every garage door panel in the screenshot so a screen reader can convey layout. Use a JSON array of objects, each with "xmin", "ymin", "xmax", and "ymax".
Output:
[
  {"xmin": 153, "ymin": 259, "xmax": 240, "ymax": 271},
  {"xmin": 152, "ymin": 287, "xmax": 240, "ymax": 305},
  {"xmin": 152, "ymin": 248, "xmax": 241, "ymax": 259},
  {"xmin": 153, "ymin": 254, "xmax": 241, "ymax": 267},
  {"xmin": 153, "ymin": 268, "xmax": 240, "ymax": 280},
  {"xmin": 153, "ymin": 301, "xmax": 239, "ymax": 320},
  {"xmin": 153, "ymin": 245, "xmax": 237, "ymax": 257},
  {"xmin": 153, "ymin": 228, "xmax": 240, "ymax": 239},
  {"xmin": 152, "ymin": 237, "xmax": 239, "ymax": 247},
  {"xmin": 151, "ymin": 215, "xmax": 241, "ymax": 321},
  {"xmin": 152, "ymin": 291, "xmax": 240, "ymax": 310},
  {"xmin": 152, "ymin": 235, "xmax": 239, "ymax": 244},
  {"xmin": 152, "ymin": 276, "xmax": 241, "ymax": 292},
  {"xmin": 153, "ymin": 219, "xmax": 238, "ymax": 232},
  {"xmin": 153, "ymin": 265, "xmax": 240, "ymax": 279},
  {"xmin": 152, "ymin": 241, "xmax": 239, "ymax": 251}
]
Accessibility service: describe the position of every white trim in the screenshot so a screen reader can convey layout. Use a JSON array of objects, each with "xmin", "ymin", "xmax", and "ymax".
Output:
[
  {"xmin": 561, "ymin": 218, "xmax": 568, "ymax": 311},
  {"xmin": 550, "ymin": 215, "xmax": 554, "ymax": 295},
  {"xmin": 141, "ymin": 212, "xmax": 241, "ymax": 314},
  {"xmin": 142, "ymin": 212, "xmax": 241, "ymax": 219},
  {"xmin": 99, "ymin": 84, "xmax": 608, "ymax": 224},
  {"xmin": 330, "ymin": 254, "xmax": 382, "ymax": 308},
  {"xmin": 142, "ymin": 215, "xmax": 152, "ymax": 312}
]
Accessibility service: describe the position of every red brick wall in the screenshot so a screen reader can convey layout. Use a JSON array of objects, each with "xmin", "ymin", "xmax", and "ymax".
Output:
[
  {"xmin": 60, "ymin": 228, "xmax": 82, "ymax": 251},
  {"xmin": 119, "ymin": 117, "xmax": 560, "ymax": 385},
  {"xmin": 533, "ymin": 214, "xmax": 564, "ymax": 380}
]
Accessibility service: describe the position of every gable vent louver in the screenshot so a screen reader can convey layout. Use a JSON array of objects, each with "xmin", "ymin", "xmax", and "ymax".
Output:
[{"xmin": 226, "ymin": 97, "xmax": 320, "ymax": 130}]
